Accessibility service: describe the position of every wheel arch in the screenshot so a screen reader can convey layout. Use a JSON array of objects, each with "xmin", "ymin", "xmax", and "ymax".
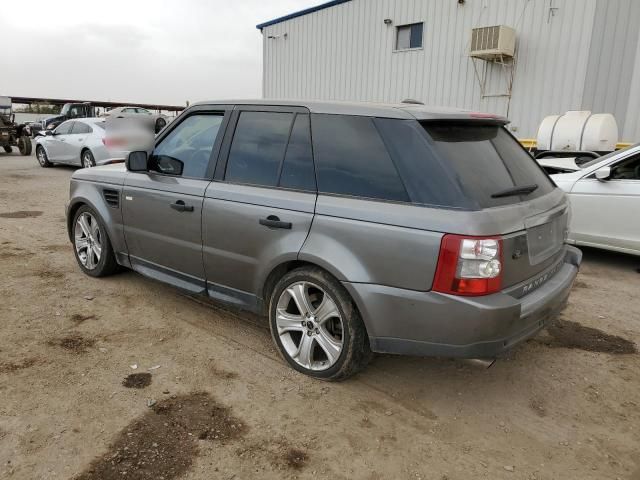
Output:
[
  {"xmin": 80, "ymin": 147, "xmax": 92, "ymax": 164},
  {"xmin": 260, "ymin": 260, "xmax": 369, "ymax": 337}
]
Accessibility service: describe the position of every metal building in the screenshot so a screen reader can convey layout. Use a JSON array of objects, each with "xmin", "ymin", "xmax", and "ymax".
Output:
[{"xmin": 257, "ymin": 0, "xmax": 640, "ymax": 141}]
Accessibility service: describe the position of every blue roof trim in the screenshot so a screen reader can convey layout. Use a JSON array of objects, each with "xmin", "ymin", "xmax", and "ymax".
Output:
[{"xmin": 256, "ymin": 0, "xmax": 351, "ymax": 30}]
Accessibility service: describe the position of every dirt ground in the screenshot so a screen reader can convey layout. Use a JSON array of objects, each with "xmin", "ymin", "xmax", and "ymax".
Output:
[{"xmin": 1, "ymin": 149, "xmax": 639, "ymax": 480}]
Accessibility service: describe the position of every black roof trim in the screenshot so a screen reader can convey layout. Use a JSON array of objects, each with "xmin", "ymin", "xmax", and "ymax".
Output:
[{"xmin": 256, "ymin": 0, "xmax": 351, "ymax": 30}]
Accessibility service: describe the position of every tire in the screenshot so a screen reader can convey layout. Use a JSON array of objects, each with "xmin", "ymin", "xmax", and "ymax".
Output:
[
  {"xmin": 3, "ymin": 146, "xmax": 11, "ymax": 153},
  {"xmin": 154, "ymin": 118, "xmax": 166, "ymax": 134},
  {"xmin": 72, "ymin": 206, "xmax": 119, "ymax": 278},
  {"xmin": 81, "ymin": 149, "xmax": 96, "ymax": 168},
  {"xmin": 269, "ymin": 267, "xmax": 372, "ymax": 381},
  {"xmin": 18, "ymin": 136, "xmax": 32, "ymax": 156},
  {"xmin": 36, "ymin": 145, "xmax": 52, "ymax": 167}
]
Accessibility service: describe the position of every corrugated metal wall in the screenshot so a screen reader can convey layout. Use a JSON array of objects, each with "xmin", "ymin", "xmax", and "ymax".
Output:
[
  {"xmin": 262, "ymin": 0, "xmax": 640, "ymax": 141},
  {"xmin": 581, "ymin": 0, "xmax": 640, "ymax": 141}
]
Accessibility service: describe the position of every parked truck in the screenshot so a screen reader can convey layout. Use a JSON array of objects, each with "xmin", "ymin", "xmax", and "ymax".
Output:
[{"xmin": 0, "ymin": 96, "xmax": 32, "ymax": 155}]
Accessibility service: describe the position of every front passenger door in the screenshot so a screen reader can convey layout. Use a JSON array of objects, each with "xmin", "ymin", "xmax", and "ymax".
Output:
[
  {"xmin": 48, "ymin": 121, "xmax": 74, "ymax": 161},
  {"xmin": 122, "ymin": 108, "xmax": 230, "ymax": 292}
]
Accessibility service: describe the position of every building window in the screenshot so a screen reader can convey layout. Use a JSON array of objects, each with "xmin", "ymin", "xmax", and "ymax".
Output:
[{"xmin": 396, "ymin": 22, "xmax": 423, "ymax": 50}]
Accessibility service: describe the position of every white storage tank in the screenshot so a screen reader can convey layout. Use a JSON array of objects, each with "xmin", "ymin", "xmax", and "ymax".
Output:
[{"xmin": 536, "ymin": 111, "xmax": 618, "ymax": 153}]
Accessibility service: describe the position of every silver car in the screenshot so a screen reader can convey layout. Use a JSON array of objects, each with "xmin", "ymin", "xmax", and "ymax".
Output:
[
  {"xmin": 65, "ymin": 100, "xmax": 582, "ymax": 380},
  {"xmin": 35, "ymin": 118, "xmax": 124, "ymax": 168}
]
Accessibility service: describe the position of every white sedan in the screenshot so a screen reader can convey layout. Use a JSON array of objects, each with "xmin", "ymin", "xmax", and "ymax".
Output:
[
  {"xmin": 35, "ymin": 118, "xmax": 125, "ymax": 168},
  {"xmin": 551, "ymin": 143, "xmax": 640, "ymax": 256}
]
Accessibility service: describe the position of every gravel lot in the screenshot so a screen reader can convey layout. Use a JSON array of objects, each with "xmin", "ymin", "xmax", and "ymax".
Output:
[{"xmin": 1, "ymin": 149, "xmax": 639, "ymax": 480}]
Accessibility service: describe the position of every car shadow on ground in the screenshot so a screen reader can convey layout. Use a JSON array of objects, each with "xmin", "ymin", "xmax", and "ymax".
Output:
[{"xmin": 577, "ymin": 245, "xmax": 640, "ymax": 273}]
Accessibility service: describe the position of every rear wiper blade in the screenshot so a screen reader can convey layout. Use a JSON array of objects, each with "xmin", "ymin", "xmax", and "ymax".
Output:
[{"xmin": 491, "ymin": 184, "xmax": 539, "ymax": 198}]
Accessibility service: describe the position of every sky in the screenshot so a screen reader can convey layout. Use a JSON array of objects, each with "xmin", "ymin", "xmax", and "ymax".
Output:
[{"xmin": 0, "ymin": 0, "xmax": 320, "ymax": 107}]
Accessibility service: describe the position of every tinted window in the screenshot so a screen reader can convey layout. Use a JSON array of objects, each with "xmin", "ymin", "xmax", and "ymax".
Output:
[
  {"xmin": 136, "ymin": 108, "xmax": 151, "ymax": 114},
  {"xmin": 54, "ymin": 122, "xmax": 74, "ymax": 135},
  {"xmin": 279, "ymin": 114, "xmax": 316, "ymax": 191},
  {"xmin": 375, "ymin": 118, "xmax": 468, "ymax": 208},
  {"xmin": 421, "ymin": 123, "xmax": 554, "ymax": 208},
  {"xmin": 611, "ymin": 154, "xmax": 640, "ymax": 180},
  {"xmin": 72, "ymin": 122, "xmax": 92, "ymax": 134},
  {"xmin": 151, "ymin": 114, "xmax": 224, "ymax": 178},
  {"xmin": 225, "ymin": 111, "xmax": 293, "ymax": 187},
  {"xmin": 312, "ymin": 114, "xmax": 409, "ymax": 202}
]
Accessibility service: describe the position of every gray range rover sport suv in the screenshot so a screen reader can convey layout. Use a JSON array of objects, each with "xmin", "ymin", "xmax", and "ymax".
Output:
[{"xmin": 66, "ymin": 100, "xmax": 582, "ymax": 380}]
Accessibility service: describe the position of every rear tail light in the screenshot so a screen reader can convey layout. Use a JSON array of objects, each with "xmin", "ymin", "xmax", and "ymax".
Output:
[{"xmin": 433, "ymin": 234, "xmax": 503, "ymax": 296}]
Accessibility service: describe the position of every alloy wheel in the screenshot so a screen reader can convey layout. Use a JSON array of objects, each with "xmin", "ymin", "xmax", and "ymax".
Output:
[
  {"xmin": 275, "ymin": 281, "xmax": 344, "ymax": 371},
  {"xmin": 74, "ymin": 212, "xmax": 102, "ymax": 270},
  {"xmin": 82, "ymin": 152, "xmax": 94, "ymax": 168},
  {"xmin": 37, "ymin": 147, "xmax": 46, "ymax": 166}
]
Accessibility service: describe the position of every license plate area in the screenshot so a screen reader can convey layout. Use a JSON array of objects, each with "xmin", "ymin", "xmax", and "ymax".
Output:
[{"xmin": 525, "ymin": 207, "xmax": 567, "ymax": 265}]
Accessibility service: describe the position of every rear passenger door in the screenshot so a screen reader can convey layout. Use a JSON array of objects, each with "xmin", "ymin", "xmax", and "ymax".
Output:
[{"xmin": 202, "ymin": 106, "xmax": 317, "ymax": 310}]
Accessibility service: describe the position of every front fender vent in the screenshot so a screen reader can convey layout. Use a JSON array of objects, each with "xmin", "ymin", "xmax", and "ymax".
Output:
[{"xmin": 103, "ymin": 189, "xmax": 120, "ymax": 208}]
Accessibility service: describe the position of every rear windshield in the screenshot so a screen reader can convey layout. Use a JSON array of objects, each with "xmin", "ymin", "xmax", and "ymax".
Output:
[{"xmin": 376, "ymin": 119, "xmax": 555, "ymax": 209}]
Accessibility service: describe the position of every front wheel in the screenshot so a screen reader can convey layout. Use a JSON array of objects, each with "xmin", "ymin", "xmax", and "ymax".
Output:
[
  {"xmin": 36, "ymin": 145, "xmax": 51, "ymax": 167},
  {"xmin": 18, "ymin": 136, "xmax": 32, "ymax": 155},
  {"xmin": 3, "ymin": 145, "xmax": 11, "ymax": 153},
  {"xmin": 72, "ymin": 206, "xmax": 118, "ymax": 277},
  {"xmin": 269, "ymin": 267, "xmax": 372, "ymax": 381}
]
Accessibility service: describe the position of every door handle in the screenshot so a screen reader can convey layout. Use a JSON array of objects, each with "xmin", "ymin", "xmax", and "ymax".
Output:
[
  {"xmin": 170, "ymin": 200, "xmax": 194, "ymax": 212},
  {"xmin": 259, "ymin": 215, "xmax": 292, "ymax": 230}
]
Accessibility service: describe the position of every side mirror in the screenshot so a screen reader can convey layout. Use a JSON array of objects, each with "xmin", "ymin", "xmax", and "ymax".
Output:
[
  {"xmin": 126, "ymin": 151, "xmax": 148, "ymax": 172},
  {"xmin": 595, "ymin": 166, "xmax": 611, "ymax": 181},
  {"xmin": 45, "ymin": 130, "xmax": 53, "ymax": 136}
]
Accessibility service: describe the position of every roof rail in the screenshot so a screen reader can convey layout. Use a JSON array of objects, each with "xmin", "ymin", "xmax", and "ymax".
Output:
[{"xmin": 401, "ymin": 99, "xmax": 424, "ymax": 105}]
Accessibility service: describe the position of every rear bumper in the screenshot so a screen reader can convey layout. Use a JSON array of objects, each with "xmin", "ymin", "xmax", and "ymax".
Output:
[{"xmin": 344, "ymin": 245, "xmax": 582, "ymax": 358}]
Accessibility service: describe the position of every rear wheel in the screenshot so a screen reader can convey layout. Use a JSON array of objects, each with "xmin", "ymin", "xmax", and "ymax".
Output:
[
  {"xmin": 81, "ymin": 149, "xmax": 96, "ymax": 168},
  {"xmin": 72, "ymin": 206, "xmax": 118, "ymax": 277},
  {"xmin": 36, "ymin": 145, "xmax": 51, "ymax": 167},
  {"xmin": 3, "ymin": 146, "xmax": 11, "ymax": 153},
  {"xmin": 18, "ymin": 136, "xmax": 32, "ymax": 155},
  {"xmin": 269, "ymin": 267, "xmax": 372, "ymax": 381}
]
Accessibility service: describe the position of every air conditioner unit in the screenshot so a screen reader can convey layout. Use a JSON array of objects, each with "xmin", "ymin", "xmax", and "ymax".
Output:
[{"xmin": 470, "ymin": 25, "xmax": 516, "ymax": 59}]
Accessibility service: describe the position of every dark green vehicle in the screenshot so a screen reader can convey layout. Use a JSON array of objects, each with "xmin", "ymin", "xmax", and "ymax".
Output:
[{"xmin": 0, "ymin": 96, "xmax": 33, "ymax": 155}]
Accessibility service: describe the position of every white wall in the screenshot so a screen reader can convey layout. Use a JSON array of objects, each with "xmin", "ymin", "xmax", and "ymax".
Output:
[{"xmin": 262, "ymin": 0, "xmax": 639, "ymax": 141}]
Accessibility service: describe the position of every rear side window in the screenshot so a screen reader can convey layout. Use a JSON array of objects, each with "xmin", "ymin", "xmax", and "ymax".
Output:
[
  {"xmin": 72, "ymin": 122, "xmax": 92, "ymax": 134},
  {"xmin": 225, "ymin": 111, "xmax": 293, "ymax": 187},
  {"xmin": 311, "ymin": 114, "xmax": 409, "ymax": 202},
  {"xmin": 422, "ymin": 123, "xmax": 554, "ymax": 208},
  {"xmin": 279, "ymin": 114, "xmax": 316, "ymax": 191},
  {"xmin": 225, "ymin": 111, "xmax": 316, "ymax": 191}
]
